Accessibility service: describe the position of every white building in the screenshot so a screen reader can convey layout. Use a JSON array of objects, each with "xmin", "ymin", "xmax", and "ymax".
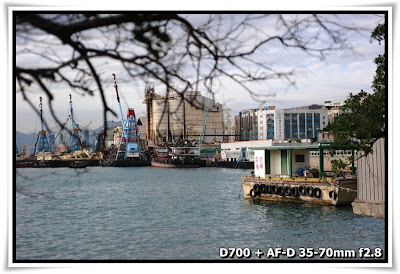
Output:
[
  {"xmin": 256, "ymin": 105, "xmax": 328, "ymax": 141},
  {"xmin": 221, "ymin": 139, "xmax": 273, "ymax": 162}
]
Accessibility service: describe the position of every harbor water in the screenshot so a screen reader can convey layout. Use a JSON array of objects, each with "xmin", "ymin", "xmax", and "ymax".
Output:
[{"xmin": 16, "ymin": 167, "xmax": 385, "ymax": 261}]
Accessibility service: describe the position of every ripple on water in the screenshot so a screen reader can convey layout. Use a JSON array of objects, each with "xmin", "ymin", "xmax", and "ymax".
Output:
[{"xmin": 16, "ymin": 167, "xmax": 385, "ymax": 260}]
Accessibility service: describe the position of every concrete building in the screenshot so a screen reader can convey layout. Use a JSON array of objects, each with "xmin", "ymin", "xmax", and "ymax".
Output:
[
  {"xmin": 223, "ymin": 108, "xmax": 233, "ymax": 142},
  {"xmin": 144, "ymin": 86, "xmax": 224, "ymax": 145},
  {"xmin": 236, "ymin": 109, "xmax": 259, "ymax": 141},
  {"xmin": 236, "ymin": 104, "xmax": 329, "ymax": 141},
  {"xmin": 323, "ymin": 101, "xmax": 345, "ymax": 124}
]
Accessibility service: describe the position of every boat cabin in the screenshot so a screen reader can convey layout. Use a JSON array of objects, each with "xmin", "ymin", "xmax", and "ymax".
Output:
[{"xmin": 253, "ymin": 143, "xmax": 319, "ymax": 179}]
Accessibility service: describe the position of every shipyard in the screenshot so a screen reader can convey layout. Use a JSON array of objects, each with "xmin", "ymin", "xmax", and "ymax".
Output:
[{"xmin": 12, "ymin": 11, "xmax": 390, "ymax": 267}]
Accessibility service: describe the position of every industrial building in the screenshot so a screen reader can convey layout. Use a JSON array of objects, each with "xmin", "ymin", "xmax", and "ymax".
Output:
[{"xmin": 144, "ymin": 83, "xmax": 225, "ymax": 146}]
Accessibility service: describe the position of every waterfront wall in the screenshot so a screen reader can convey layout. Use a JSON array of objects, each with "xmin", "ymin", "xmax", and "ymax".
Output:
[{"xmin": 352, "ymin": 138, "xmax": 385, "ymax": 219}]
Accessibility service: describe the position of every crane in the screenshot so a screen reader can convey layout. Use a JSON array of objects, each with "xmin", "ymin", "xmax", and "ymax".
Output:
[
  {"xmin": 34, "ymin": 96, "xmax": 50, "ymax": 154},
  {"xmin": 198, "ymin": 76, "xmax": 213, "ymax": 151},
  {"xmin": 49, "ymin": 116, "xmax": 70, "ymax": 148},
  {"xmin": 68, "ymin": 94, "xmax": 96, "ymax": 152},
  {"xmin": 112, "ymin": 73, "xmax": 143, "ymax": 162}
]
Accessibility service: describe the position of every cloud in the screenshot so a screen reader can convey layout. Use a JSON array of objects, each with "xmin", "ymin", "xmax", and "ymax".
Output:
[{"xmin": 15, "ymin": 13, "xmax": 384, "ymax": 133}]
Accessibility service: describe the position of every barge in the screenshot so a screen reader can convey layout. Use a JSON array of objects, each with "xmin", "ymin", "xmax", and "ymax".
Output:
[
  {"xmin": 151, "ymin": 146, "xmax": 201, "ymax": 168},
  {"xmin": 242, "ymin": 138, "xmax": 357, "ymax": 205},
  {"xmin": 242, "ymin": 176, "xmax": 357, "ymax": 205}
]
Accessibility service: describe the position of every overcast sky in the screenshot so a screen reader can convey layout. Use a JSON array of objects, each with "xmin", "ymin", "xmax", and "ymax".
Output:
[{"xmin": 15, "ymin": 12, "xmax": 385, "ymax": 134}]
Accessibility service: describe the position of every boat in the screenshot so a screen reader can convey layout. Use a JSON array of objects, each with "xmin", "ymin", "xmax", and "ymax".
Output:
[
  {"xmin": 151, "ymin": 146, "xmax": 202, "ymax": 168},
  {"xmin": 69, "ymin": 161, "xmax": 88, "ymax": 168},
  {"xmin": 241, "ymin": 140, "xmax": 357, "ymax": 205},
  {"xmin": 33, "ymin": 150, "xmax": 103, "ymax": 168},
  {"xmin": 15, "ymin": 159, "xmax": 35, "ymax": 168},
  {"xmin": 110, "ymin": 73, "xmax": 151, "ymax": 167}
]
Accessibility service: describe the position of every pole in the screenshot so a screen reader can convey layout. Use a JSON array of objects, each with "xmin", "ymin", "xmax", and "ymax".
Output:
[
  {"xmin": 39, "ymin": 97, "xmax": 44, "ymax": 132},
  {"xmin": 39, "ymin": 97, "xmax": 44, "ymax": 151},
  {"xmin": 288, "ymin": 149, "xmax": 292, "ymax": 179},
  {"xmin": 319, "ymin": 146, "xmax": 324, "ymax": 179}
]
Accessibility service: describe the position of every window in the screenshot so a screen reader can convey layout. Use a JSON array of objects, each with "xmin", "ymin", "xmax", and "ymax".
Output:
[{"xmin": 295, "ymin": 155, "xmax": 305, "ymax": 162}]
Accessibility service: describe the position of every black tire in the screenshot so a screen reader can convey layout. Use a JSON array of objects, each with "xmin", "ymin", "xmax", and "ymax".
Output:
[
  {"xmin": 284, "ymin": 186, "xmax": 291, "ymax": 196},
  {"xmin": 259, "ymin": 184, "xmax": 266, "ymax": 194},
  {"xmin": 271, "ymin": 185, "xmax": 278, "ymax": 194},
  {"xmin": 306, "ymin": 186, "xmax": 314, "ymax": 197},
  {"xmin": 291, "ymin": 187, "xmax": 299, "ymax": 197},
  {"xmin": 249, "ymin": 189, "xmax": 257, "ymax": 199},
  {"xmin": 313, "ymin": 188, "xmax": 322, "ymax": 198},
  {"xmin": 278, "ymin": 186, "xmax": 285, "ymax": 196},
  {"xmin": 265, "ymin": 185, "xmax": 272, "ymax": 194},
  {"xmin": 329, "ymin": 191, "xmax": 338, "ymax": 200},
  {"xmin": 299, "ymin": 185, "xmax": 306, "ymax": 195},
  {"xmin": 253, "ymin": 184, "xmax": 260, "ymax": 194}
]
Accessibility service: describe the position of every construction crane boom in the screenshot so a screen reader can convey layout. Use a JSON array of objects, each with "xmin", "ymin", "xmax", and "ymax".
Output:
[{"xmin": 34, "ymin": 96, "xmax": 50, "ymax": 154}]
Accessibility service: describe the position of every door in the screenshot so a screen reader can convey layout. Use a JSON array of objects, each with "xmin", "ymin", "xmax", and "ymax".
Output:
[
  {"xmin": 265, "ymin": 150, "xmax": 271, "ymax": 174},
  {"xmin": 281, "ymin": 150, "xmax": 288, "ymax": 175}
]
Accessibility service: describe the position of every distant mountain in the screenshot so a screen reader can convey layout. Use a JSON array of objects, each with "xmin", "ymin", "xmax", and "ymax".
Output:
[
  {"xmin": 16, "ymin": 120, "xmax": 124, "ymax": 153},
  {"xmin": 16, "ymin": 131, "xmax": 38, "ymax": 154},
  {"xmin": 92, "ymin": 120, "xmax": 122, "ymax": 134}
]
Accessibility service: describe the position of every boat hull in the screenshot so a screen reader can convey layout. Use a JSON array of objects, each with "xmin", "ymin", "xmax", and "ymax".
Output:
[
  {"xmin": 241, "ymin": 176, "xmax": 357, "ymax": 205},
  {"xmin": 151, "ymin": 161, "xmax": 199, "ymax": 168},
  {"xmin": 111, "ymin": 159, "xmax": 151, "ymax": 167},
  {"xmin": 32, "ymin": 159, "xmax": 101, "ymax": 168}
]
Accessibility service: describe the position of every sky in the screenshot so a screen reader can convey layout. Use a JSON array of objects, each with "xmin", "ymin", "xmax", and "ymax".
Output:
[{"xmin": 14, "ymin": 12, "xmax": 385, "ymax": 134}]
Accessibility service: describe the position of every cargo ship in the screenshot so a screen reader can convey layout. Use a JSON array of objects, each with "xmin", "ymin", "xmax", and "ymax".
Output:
[{"xmin": 151, "ymin": 146, "xmax": 202, "ymax": 168}]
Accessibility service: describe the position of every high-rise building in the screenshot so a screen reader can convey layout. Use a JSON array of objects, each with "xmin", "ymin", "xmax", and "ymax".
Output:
[
  {"xmin": 236, "ymin": 104, "xmax": 329, "ymax": 141},
  {"xmin": 222, "ymin": 108, "xmax": 233, "ymax": 142},
  {"xmin": 236, "ymin": 109, "xmax": 259, "ymax": 141}
]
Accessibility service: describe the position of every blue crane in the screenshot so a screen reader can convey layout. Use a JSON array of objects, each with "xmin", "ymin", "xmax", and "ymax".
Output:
[
  {"xmin": 68, "ymin": 94, "xmax": 96, "ymax": 152},
  {"xmin": 112, "ymin": 74, "xmax": 144, "ymax": 162},
  {"xmin": 34, "ymin": 96, "xmax": 50, "ymax": 154}
]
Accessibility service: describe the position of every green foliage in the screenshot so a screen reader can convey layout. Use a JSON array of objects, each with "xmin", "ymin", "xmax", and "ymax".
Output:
[
  {"xmin": 325, "ymin": 23, "xmax": 385, "ymax": 156},
  {"xmin": 331, "ymin": 159, "xmax": 348, "ymax": 178}
]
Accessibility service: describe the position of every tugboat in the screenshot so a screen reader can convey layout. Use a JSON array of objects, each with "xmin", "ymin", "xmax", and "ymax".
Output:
[{"xmin": 151, "ymin": 146, "xmax": 201, "ymax": 168}]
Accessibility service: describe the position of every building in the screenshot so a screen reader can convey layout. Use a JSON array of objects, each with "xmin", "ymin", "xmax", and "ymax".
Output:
[
  {"xmin": 221, "ymin": 140, "xmax": 273, "ymax": 162},
  {"xmin": 257, "ymin": 106, "xmax": 276, "ymax": 140},
  {"xmin": 235, "ymin": 109, "xmax": 259, "ymax": 141},
  {"xmin": 145, "ymin": 86, "xmax": 224, "ymax": 145},
  {"xmin": 323, "ymin": 101, "xmax": 345, "ymax": 124},
  {"xmin": 236, "ymin": 104, "xmax": 329, "ymax": 141},
  {"xmin": 223, "ymin": 108, "xmax": 233, "ymax": 142}
]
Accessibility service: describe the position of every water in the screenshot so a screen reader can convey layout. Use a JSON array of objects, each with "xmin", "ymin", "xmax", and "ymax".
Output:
[{"xmin": 15, "ymin": 167, "xmax": 385, "ymax": 261}]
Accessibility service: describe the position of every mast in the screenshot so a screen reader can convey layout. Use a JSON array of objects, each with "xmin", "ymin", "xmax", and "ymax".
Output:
[{"xmin": 69, "ymin": 94, "xmax": 81, "ymax": 152}]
